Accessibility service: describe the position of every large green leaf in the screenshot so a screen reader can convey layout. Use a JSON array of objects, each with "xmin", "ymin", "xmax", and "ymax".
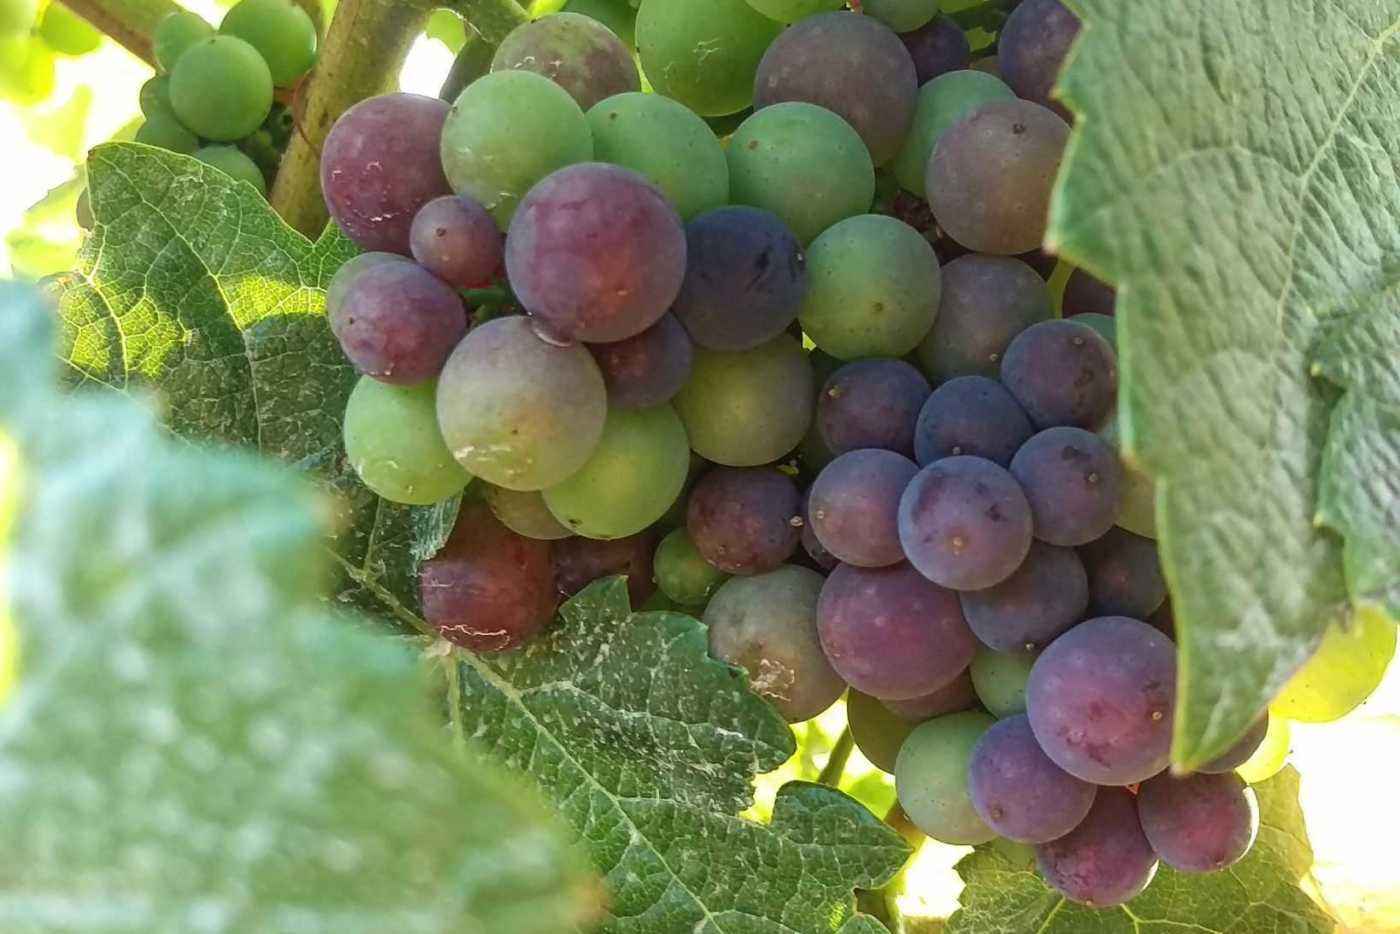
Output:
[{"xmin": 1050, "ymin": 0, "xmax": 1400, "ymax": 767}]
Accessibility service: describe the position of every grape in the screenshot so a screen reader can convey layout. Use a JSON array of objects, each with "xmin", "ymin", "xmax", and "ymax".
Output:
[
  {"xmin": 1236, "ymin": 716, "xmax": 1291, "ymax": 785},
  {"xmin": 999, "ymin": 0, "xmax": 1080, "ymax": 121},
  {"xmin": 654, "ymin": 527, "xmax": 728, "ymax": 606},
  {"xmin": 809, "ymin": 450, "xmax": 918, "ymax": 568},
  {"xmin": 635, "ymin": 0, "xmax": 780, "ymax": 117},
  {"xmin": 671, "ymin": 206, "xmax": 807, "ymax": 351},
  {"xmin": 506, "ymin": 163, "xmax": 686, "ymax": 343},
  {"xmin": 195, "ymin": 145, "xmax": 266, "ymax": 194},
  {"xmin": 672, "ymin": 335, "xmax": 814, "ymax": 467},
  {"xmin": 900, "ymin": 16, "xmax": 972, "ymax": 84},
  {"xmin": 589, "ymin": 312, "xmax": 693, "ymax": 409},
  {"xmin": 971, "ymin": 55, "xmax": 1000, "ymax": 77},
  {"xmin": 847, "ymin": 689, "xmax": 918, "ymax": 773},
  {"xmin": 817, "ymin": 562, "xmax": 977, "ymax": 700},
  {"xmin": 1147, "ymin": 600, "xmax": 1175, "ymax": 640},
  {"xmin": 914, "ymin": 254, "xmax": 1052, "ymax": 381},
  {"xmin": 420, "ymin": 501, "xmax": 557, "ymax": 652},
  {"xmin": 969, "ymin": 714, "xmax": 1097, "ymax": 843},
  {"xmin": 1137, "ymin": 772, "xmax": 1258, "ymax": 873},
  {"xmin": 329, "ymin": 258, "xmax": 467, "ymax": 385},
  {"xmin": 927, "ymin": 99, "xmax": 1069, "ymax": 254},
  {"xmin": 563, "ymin": 0, "xmax": 635, "ymax": 50},
  {"xmin": 863, "ymin": 0, "xmax": 939, "ymax": 37},
  {"xmin": 75, "ymin": 188, "xmax": 93, "ymax": 230},
  {"xmin": 1011, "ymin": 427, "xmax": 1123, "ymax": 546},
  {"xmin": 753, "ymin": 12, "xmax": 918, "ymax": 166},
  {"xmin": 342, "ymin": 377, "xmax": 472, "ymax": 506},
  {"xmin": 134, "ymin": 112, "xmax": 198, "ymax": 154},
  {"xmin": 961, "ymin": 541, "xmax": 1087, "ymax": 652},
  {"xmin": 493, "ymin": 13, "xmax": 638, "ymax": 111},
  {"xmin": 153, "ymin": 11, "xmax": 212, "ymax": 70},
  {"xmin": 705, "ymin": 566, "xmax": 845, "ymax": 722},
  {"xmin": 39, "ymin": 4, "xmax": 100, "ymax": 56},
  {"xmin": 441, "ymin": 71, "xmax": 594, "ymax": 226},
  {"xmin": 554, "ymin": 531, "xmax": 658, "ymax": 608},
  {"xmin": 892, "ymin": 70, "xmax": 1015, "ymax": 198},
  {"xmin": 219, "ymin": 0, "xmax": 316, "ymax": 87},
  {"xmin": 436, "ymin": 316, "xmax": 608, "ymax": 491},
  {"xmin": 970, "ymin": 647, "xmax": 1036, "ymax": 717},
  {"xmin": 1072, "ymin": 311, "xmax": 1116, "ymax": 348},
  {"xmin": 325, "ymin": 252, "xmax": 407, "ymax": 322},
  {"xmin": 409, "ymin": 195, "xmax": 503, "ymax": 290},
  {"xmin": 139, "ymin": 75, "xmax": 173, "ymax": 117},
  {"xmin": 799, "ymin": 490, "xmax": 839, "ymax": 572},
  {"xmin": 587, "ymin": 92, "xmax": 729, "ymax": 220},
  {"xmin": 1000, "ymin": 319, "xmax": 1117, "ymax": 430},
  {"xmin": 1026, "ymin": 616, "xmax": 1176, "ymax": 785},
  {"xmin": 914, "ymin": 376, "xmax": 1034, "ymax": 468},
  {"xmin": 1079, "ymin": 528, "xmax": 1167, "ymax": 619},
  {"xmin": 818, "ymin": 359, "xmax": 930, "ymax": 458},
  {"xmin": 799, "ymin": 215, "xmax": 940, "ymax": 360},
  {"xmin": 1271, "ymin": 605, "xmax": 1396, "ymax": 723},
  {"xmin": 686, "ymin": 467, "xmax": 801, "ymax": 575},
  {"xmin": 1064, "ymin": 268, "xmax": 1117, "ymax": 316},
  {"xmin": 322, "ymin": 93, "xmax": 453, "ymax": 255},
  {"xmin": 727, "ymin": 102, "xmax": 876, "ymax": 245},
  {"xmin": 881, "ymin": 670, "xmax": 976, "ymax": 721},
  {"xmin": 898, "ymin": 456, "xmax": 1033, "ymax": 591},
  {"xmin": 543, "ymin": 404, "xmax": 691, "ymax": 540},
  {"xmin": 1034, "ymin": 788, "xmax": 1158, "ymax": 907},
  {"xmin": 895, "ymin": 711, "xmax": 997, "ymax": 845},
  {"xmin": 1200, "ymin": 714, "xmax": 1269, "ymax": 774},
  {"xmin": 1018, "ymin": 246, "xmax": 1059, "ymax": 279},
  {"xmin": 485, "ymin": 485, "xmax": 573, "ymax": 541},
  {"xmin": 169, "ymin": 36, "xmax": 273, "ymax": 141},
  {"xmin": 1097, "ymin": 418, "xmax": 1157, "ymax": 540},
  {"xmin": 742, "ymin": 0, "xmax": 842, "ymax": 25}
]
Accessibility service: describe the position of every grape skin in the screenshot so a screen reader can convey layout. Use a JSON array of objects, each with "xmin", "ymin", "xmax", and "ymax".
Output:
[
  {"xmin": 895, "ymin": 711, "xmax": 998, "ymax": 845},
  {"xmin": 809, "ymin": 450, "xmax": 918, "ymax": 568},
  {"xmin": 1010, "ymin": 427, "xmax": 1123, "ymax": 547},
  {"xmin": 635, "ymin": 0, "xmax": 780, "ymax": 117},
  {"xmin": 894, "ymin": 70, "xmax": 1016, "ymax": 200},
  {"xmin": 969, "ymin": 647, "xmax": 1036, "ymax": 718},
  {"xmin": 899, "ymin": 15, "xmax": 970, "ymax": 84},
  {"xmin": 563, "ymin": 0, "xmax": 636, "ymax": 50},
  {"xmin": 915, "ymin": 254, "xmax": 1052, "ymax": 382},
  {"xmin": 881, "ymin": 670, "xmax": 976, "ymax": 721},
  {"xmin": 329, "ymin": 259, "xmax": 467, "ymax": 385},
  {"xmin": 491, "ymin": 12, "xmax": 639, "ymax": 110},
  {"xmin": 326, "ymin": 252, "xmax": 407, "ymax": 323},
  {"xmin": 1064, "ymin": 267, "xmax": 1117, "ymax": 316},
  {"xmin": 1137, "ymin": 772, "xmax": 1258, "ymax": 874},
  {"xmin": 686, "ymin": 467, "xmax": 802, "ymax": 576},
  {"xmin": 654, "ymin": 527, "xmax": 729, "ymax": 606},
  {"xmin": 968, "ymin": 714, "xmax": 1097, "ymax": 844},
  {"xmin": 1200, "ymin": 714, "xmax": 1269, "ymax": 774},
  {"xmin": 485, "ymin": 485, "xmax": 573, "ymax": 541},
  {"xmin": 170, "ymin": 35, "xmax": 273, "ymax": 142},
  {"xmin": 818, "ymin": 360, "xmax": 930, "ymax": 459},
  {"xmin": 1079, "ymin": 527, "xmax": 1167, "ymax": 619},
  {"xmin": 998, "ymin": 0, "xmax": 1080, "ymax": 121},
  {"xmin": 847, "ymin": 689, "xmax": 918, "ymax": 773},
  {"xmin": 219, "ymin": 0, "xmax": 317, "ymax": 87},
  {"xmin": 914, "ymin": 376, "xmax": 1034, "ymax": 468},
  {"xmin": 553, "ymin": 530, "xmax": 658, "ymax": 608},
  {"xmin": 342, "ymin": 377, "xmax": 471, "ymax": 506},
  {"xmin": 861, "ymin": 0, "xmax": 937, "ymax": 33},
  {"xmin": 960, "ymin": 540, "xmax": 1088, "ymax": 652},
  {"xmin": 588, "ymin": 312, "xmax": 693, "ymax": 410},
  {"xmin": 1034, "ymin": 788, "xmax": 1158, "ymax": 908},
  {"xmin": 742, "ymin": 0, "xmax": 843, "ymax": 25},
  {"xmin": 1000, "ymin": 319, "xmax": 1118, "ymax": 431},
  {"xmin": 799, "ymin": 489, "xmax": 839, "ymax": 572},
  {"xmin": 409, "ymin": 195, "xmax": 504, "ymax": 290},
  {"xmin": 154, "ymin": 11, "xmax": 213, "ymax": 70}
]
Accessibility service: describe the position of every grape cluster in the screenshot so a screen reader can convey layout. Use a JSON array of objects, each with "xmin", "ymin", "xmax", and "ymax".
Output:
[{"xmin": 320, "ymin": 0, "xmax": 1280, "ymax": 908}]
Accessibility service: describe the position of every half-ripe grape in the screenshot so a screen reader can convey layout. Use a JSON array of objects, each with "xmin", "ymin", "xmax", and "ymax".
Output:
[
  {"xmin": 194, "ymin": 145, "xmax": 266, "ymax": 194},
  {"xmin": 705, "ymin": 566, "xmax": 845, "ymax": 722},
  {"xmin": 1034, "ymin": 788, "xmax": 1158, "ymax": 908},
  {"xmin": 817, "ymin": 562, "xmax": 977, "ymax": 700},
  {"xmin": 563, "ymin": 0, "xmax": 635, "ymax": 50},
  {"xmin": 409, "ymin": 194, "xmax": 504, "ymax": 290},
  {"xmin": 726, "ymin": 102, "xmax": 876, "ymax": 245},
  {"xmin": 672, "ymin": 206, "xmax": 807, "ymax": 350},
  {"xmin": 342, "ymin": 377, "xmax": 472, "ymax": 506},
  {"xmin": 809, "ymin": 450, "xmax": 919, "ymax": 568},
  {"xmin": 440, "ymin": 71, "xmax": 594, "ymax": 226},
  {"xmin": 139, "ymin": 74, "xmax": 173, "ymax": 117},
  {"xmin": 553, "ymin": 531, "xmax": 658, "ymax": 608},
  {"xmin": 914, "ymin": 376, "xmax": 1034, "ymax": 468},
  {"xmin": 134, "ymin": 112, "xmax": 198, "ymax": 154},
  {"xmin": 799, "ymin": 214, "xmax": 940, "ymax": 360},
  {"xmin": 1137, "ymin": 772, "xmax": 1258, "ymax": 873},
  {"xmin": 492, "ymin": 12, "xmax": 639, "ymax": 109},
  {"xmin": 818, "ymin": 359, "xmax": 930, "ymax": 458},
  {"xmin": 753, "ymin": 12, "xmax": 918, "ymax": 166},
  {"xmin": 893, "ymin": 70, "xmax": 1015, "ymax": 198},
  {"xmin": 847, "ymin": 689, "xmax": 919, "ymax": 773},
  {"xmin": 881, "ymin": 669, "xmax": 976, "ymax": 721},
  {"xmin": 900, "ymin": 16, "xmax": 971, "ymax": 84},
  {"xmin": 1271, "ymin": 605, "xmax": 1397, "ymax": 723},
  {"xmin": 1001, "ymin": 319, "xmax": 1117, "ymax": 430},
  {"xmin": 420, "ymin": 501, "xmax": 557, "ymax": 652},
  {"xmin": 588, "ymin": 312, "xmax": 693, "ymax": 409},
  {"xmin": 1199, "ymin": 714, "xmax": 1270, "ymax": 774},
  {"xmin": 799, "ymin": 489, "xmax": 839, "ymax": 572},
  {"xmin": 861, "ymin": 0, "xmax": 937, "ymax": 37},
  {"xmin": 169, "ymin": 35, "xmax": 273, "ymax": 141},
  {"xmin": 1064, "ymin": 267, "xmax": 1117, "ymax": 316},
  {"xmin": 330, "ymin": 259, "xmax": 467, "ymax": 385},
  {"xmin": 970, "ymin": 646, "xmax": 1036, "ymax": 717},
  {"xmin": 506, "ymin": 163, "xmax": 686, "ymax": 342},
  {"xmin": 635, "ymin": 0, "xmax": 780, "ymax": 117},
  {"xmin": 1027, "ymin": 616, "xmax": 1176, "ymax": 785},
  {"xmin": 654, "ymin": 527, "xmax": 729, "ymax": 606},
  {"xmin": 1236, "ymin": 716, "xmax": 1291, "ymax": 785},
  {"xmin": 673, "ymin": 334, "xmax": 814, "ymax": 467},
  {"xmin": 436, "ymin": 315, "xmax": 607, "ymax": 491},
  {"xmin": 961, "ymin": 540, "xmax": 1088, "ymax": 652},
  {"xmin": 1099, "ymin": 417, "xmax": 1158, "ymax": 540},
  {"xmin": 322, "ymin": 93, "xmax": 453, "ymax": 254},
  {"xmin": 928, "ymin": 99, "xmax": 1069, "ymax": 254},
  {"xmin": 485, "ymin": 485, "xmax": 573, "ymax": 541},
  {"xmin": 969, "ymin": 714, "xmax": 1098, "ymax": 843},
  {"xmin": 915, "ymin": 254, "xmax": 1052, "ymax": 381},
  {"xmin": 741, "ymin": 0, "xmax": 842, "ymax": 24},
  {"xmin": 219, "ymin": 0, "xmax": 316, "ymax": 87},
  {"xmin": 687, "ymin": 467, "xmax": 801, "ymax": 575},
  {"xmin": 998, "ymin": 0, "xmax": 1080, "ymax": 121},
  {"xmin": 895, "ymin": 711, "xmax": 998, "ymax": 844},
  {"xmin": 325, "ymin": 252, "xmax": 408, "ymax": 322},
  {"xmin": 587, "ymin": 92, "xmax": 729, "ymax": 220},
  {"xmin": 1011, "ymin": 427, "xmax": 1123, "ymax": 546},
  {"xmin": 898, "ymin": 456, "xmax": 1033, "ymax": 591},
  {"xmin": 153, "ymin": 10, "xmax": 212, "ymax": 70},
  {"xmin": 1079, "ymin": 527, "xmax": 1167, "ymax": 619}
]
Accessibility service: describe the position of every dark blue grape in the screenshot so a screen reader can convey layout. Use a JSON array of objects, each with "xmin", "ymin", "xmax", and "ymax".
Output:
[
  {"xmin": 1000, "ymin": 319, "xmax": 1117, "ymax": 431},
  {"xmin": 968, "ymin": 714, "xmax": 1097, "ymax": 844},
  {"xmin": 998, "ymin": 0, "xmax": 1080, "ymax": 121},
  {"xmin": 1063, "ymin": 267, "xmax": 1116, "ymax": 316},
  {"xmin": 687, "ymin": 467, "xmax": 802, "ymax": 575},
  {"xmin": 409, "ymin": 194, "xmax": 504, "ymax": 289},
  {"xmin": 1199, "ymin": 714, "xmax": 1269, "ymax": 774},
  {"xmin": 1137, "ymin": 772, "xmax": 1258, "ymax": 873},
  {"xmin": 1079, "ymin": 527, "xmax": 1167, "ymax": 619},
  {"xmin": 900, "ymin": 15, "xmax": 970, "ymax": 84},
  {"xmin": 913, "ymin": 376, "xmax": 1034, "ymax": 468},
  {"xmin": 553, "ymin": 530, "xmax": 658, "ymax": 608},
  {"xmin": 960, "ymin": 540, "xmax": 1088, "ymax": 652},
  {"xmin": 588, "ymin": 312, "xmax": 694, "ymax": 409},
  {"xmin": 819, "ymin": 359, "xmax": 931, "ymax": 458},
  {"xmin": 330, "ymin": 259, "xmax": 467, "ymax": 384},
  {"xmin": 1011, "ymin": 427, "xmax": 1123, "ymax": 546},
  {"xmin": 916, "ymin": 254, "xmax": 1053, "ymax": 382},
  {"xmin": 809, "ymin": 449, "xmax": 919, "ymax": 568},
  {"xmin": 1034, "ymin": 788, "xmax": 1158, "ymax": 907}
]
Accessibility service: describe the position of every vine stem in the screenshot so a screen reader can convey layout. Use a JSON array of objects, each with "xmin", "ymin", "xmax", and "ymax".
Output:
[
  {"xmin": 817, "ymin": 727, "xmax": 854, "ymax": 787},
  {"xmin": 56, "ymin": 0, "xmax": 180, "ymax": 67}
]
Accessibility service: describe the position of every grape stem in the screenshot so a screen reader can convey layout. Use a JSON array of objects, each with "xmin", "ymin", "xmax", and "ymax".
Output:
[
  {"xmin": 54, "ymin": 0, "xmax": 180, "ymax": 67},
  {"xmin": 817, "ymin": 728, "xmax": 854, "ymax": 787}
]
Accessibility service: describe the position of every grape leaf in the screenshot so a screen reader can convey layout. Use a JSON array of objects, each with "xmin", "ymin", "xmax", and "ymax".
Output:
[
  {"xmin": 947, "ymin": 768, "xmax": 1331, "ymax": 933},
  {"xmin": 1049, "ymin": 0, "xmax": 1400, "ymax": 767},
  {"xmin": 0, "ymin": 281, "xmax": 598, "ymax": 932}
]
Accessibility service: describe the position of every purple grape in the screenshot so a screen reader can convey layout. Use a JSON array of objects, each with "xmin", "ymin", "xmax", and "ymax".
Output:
[
  {"xmin": 881, "ymin": 669, "xmax": 977, "ymax": 721},
  {"xmin": 588, "ymin": 312, "xmax": 693, "ymax": 409},
  {"xmin": 1011, "ymin": 427, "xmax": 1123, "ymax": 546},
  {"xmin": 1000, "ymin": 318, "xmax": 1117, "ymax": 431},
  {"xmin": 329, "ymin": 259, "xmax": 467, "ymax": 384},
  {"xmin": 1016, "ymin": 246, "xmax": 1059, "ymax": 279},
  {"xmin": 1148, "ymin": 600, "xmax": 1176, "ymax": 639},
  {"xmin": 999, "ymin": 0, "xmax": 1080, "ymax": 121},
  {"xmin": 809, "ymin": 449, "xmax": 919, "ymax": 568},
  {"xmin": 505, "ymin": 163, "xmax": 687, "ymax": 342},
  {"xmin": 753, "ymin": 12, "xmax": 919, "ymax": 165},
  {"xmin": 800, "ymin": 489, "xmax": 840, "ymax": 572},
  {"xmin": 491, "ymin": 12, "xmax": 640, "ymax": 110},
  {"xmin": 1079, "ymin": 527, "xmax": 1167, "ymax": 619},
  {"xmin": 552, "ymin": 530, "xmax": 658, "ymax": 608},
  {"xmin": 321, "ymin": 93, "xmax": 453, "ymax": 255},
  {"xmin": 672, "ymin": 206, "xmax": 808, "ymax": 351},
  {"xmin": 1034, "ymin": 788, "xmax": 1158, "ymax": 908},
  {"xmin": 1199, "ymin": 714, "xmax": 1269, "ymax": 774},
  {"xmin": 687, "ymin": 467, "xmax": 802, "ymax": 575},
  {"xmin": 915, "ymin": 254, "xmax": 1053, "ymax": 383},
  {"xmin": 817, "ymin": 562, "xmax": 978, "ymax": 700},
  {"xmin": 913, "ymin": 376, "xmax": 1034, "ymax": 468},
  {"xmin": 968, "ymin": 714, "xmax": 1097, "ymax": 843},
  {"xmin": 326, "ymin": 252, "xmax": 409, "ymax": 321},
  {"xmin": 1026, "ymin": 616, "xmax": 1176, "ymax": 785},
  {"xmin": 960, "ymin": 540, "xmax": 1088, "ymax": 652},
  {"xmin": 1137, "ymin": 772, "xmax": 1258, "ymax": 873},
  {"xmin": 900, "ymin": 15, "xmax": 970, "ymax": 84},
  {"xmin": 409, "ymin": 194, "xmax": 504, "ymax": 289},
  {"xmin": 818, "ymin": 359, "xmax": 931, "ymax": 458},
  {"xmin": 898, "ymin": 456, "xmax": 1034, "ymax": 591},
  {"xmin": 1063, "ymin": 267, "xmax": 1117, "ymax": 316}
]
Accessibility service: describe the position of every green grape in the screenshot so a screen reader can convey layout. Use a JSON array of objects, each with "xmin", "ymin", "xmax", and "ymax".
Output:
[
  {"xmin": 727, "ymin": 102, "xmax": 875, "ymax": 244},
  {"xmin": 799, "ymin": 214, "xmax": 941, "ymax": 360},
  {"xmin": 342, "ymin": 377, "xmax": 472, "ymax": 506},
  {"xmin": 892, "ymin": 69, "xmax": 1014, "ymax": 198},
  {"xmin": 134, "ymin": 111, "xmax": 199, "ymax": 154},
  {"xmin": 1271, "ymin": 605, "xmax": 1396, "ymax": 723},
  {"xmin": 0, "ymin": 0, "xmax": 37, "ymax": 39},
  {"xmin": 672, "ymin": 334, "xmax": 814, "ymax": 467},
  {"xmin": 170, "ymin": 36, "xmax": 274, "ymax": 141},
  {"xmin": 741, "ymin": 0, "xmax": 843, "ymax": 25},
  {"xmin": 1099, "ymin": 416, "xmax": 1156, "ymax": 539},
  {"xmin": 195, "ymin": 145, "xmax": 267, "ymax": 194},
  {"xmin": 894, "ymin": 710, "xmax": 997, "ymax": 845},
  {"xmin": 635, "ymin": 0, "xmax": 779, "ymax": 117},
  {"xmin": 588, "ymin": 92, "xmax": 729, "ymax": 220},
  {"xmin": 220, "ymin": 0, "xmax": 317, "ymax": 87},
  {"xmin": 1236, "ymin": 715, "xmax": 1291, "ymax": 785},
  {"xmin": 441, "ymin": 70, "xmax": 593, "ymax": 226},
  {"xmin": 153, "ymin": 10, "xmax": 213, "ymax": 71},
  {"xmin": 543, "ymin": 404, "xmax": 691, "ymax": 539},
  {"xmin": 969, "ymin": 647, "xmax": 1035, "ymax": 718},
  {"xmin": 563, "ymin": 0, "xmax": 636, "ymax": 50},
  {"xmin": 654, "ymin": 527, "xmax": 728, "ymax": 606},
  {"xmin": 847, "ymin": 689, "xmax": 917, "ymax": 773},
  {"xmin": 139, "ymin": 75, "xmax": 173, "ymax": 118},
  {"xmin": 862, "ymin": 0, "xmax": 937, "ymax": 33},
  {"xmin": 37, "ymin": 3, "xmax": 101, "ymax": 55},
  {"xmin": 484, "ymin": 485, "xmax": 573, "ymax": 540}
]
